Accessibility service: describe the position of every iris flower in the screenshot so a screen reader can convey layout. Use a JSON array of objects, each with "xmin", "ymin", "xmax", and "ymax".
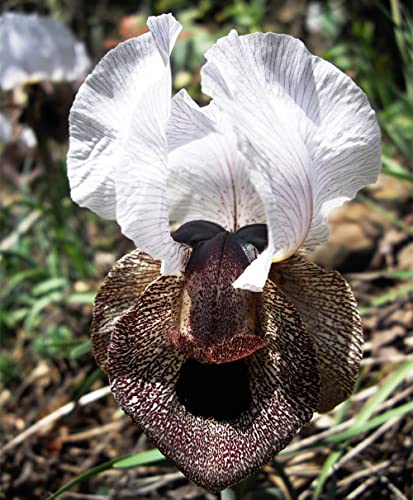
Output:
[
  {"xmin": 67, "ymin": 14, "xmax": 380, "ymax": 491},
  {"xmin": 0, "ymin": 12, "xmax": 91, "ymax": 147},
  {"xmin": 0, "ymin": 12, "xmax": 90, "ymax": 91}
]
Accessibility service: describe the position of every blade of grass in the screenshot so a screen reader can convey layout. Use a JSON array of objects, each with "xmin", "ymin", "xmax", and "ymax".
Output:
[
  {"xmin": 46, "ymin": 456, "xmax": 124, "ymax": 500},
  {"xmin": 113, "ymin": 448, "xmax": 166, "ymax": 468},
  {"xmin": 65, "ymin": 291, "xmax": 96, "ymax": 305},
  {"xmin": 381, "ymin": 166, "xmax": 413, "ymax": 183},
  {"xmin": 31, "ymin": 277, "xmax": 68, "ymax": 296},
  {"xmin": 312, "ymin": 449, "xmax": 343, "ymax": 500},
  {"xmin": 2, "ymin": 268, "xmax": 46, "ymax": 298},
  {"xmin": 311, "ymin": 399, "xmax": 413, "ymax": 499},
  {"xmin": 390, "ymin": 0, "xmax": 408, "ymax": 65},
  {"xmin": 47, "ymin": 449, "xmax": 166, "ymax": 499},
  {"xmin": 311, "ymin": 361, "xmax": 412, "ymax": 496},
  {"xmin": 327, "ymin": 399, "xmax": 413, "ymax": 444},
  {"xmin": 359, "ymin": 283, "xmax": 413, "ymax": 315},
  {"xmin": 311, "ymin": 370, "xmax": 363, "ymax": 498},
  {"xmin": 357, "ymin": 193, "xmax": 413, "ymax": 237},
  {"xmin": 70, "ymin": 339, "xmax": 92, "ymax": 359},
  {"xmin": 347, "ymin": 358, "xmax": 413, "ymax": 428},
  {"xmin": 221, "ymin": 488, "xmax": 237, "ymax": 500},
  {"xmin": 272, "ymin": 459, "xmax": 298, "ymax": 500},
  {"xmin": 23, "ymin": 290, "xmax": 64, "ymax": 333},
  {"xmin": 382, "ymin": 153, "xmax": 412, "ymax": 177}
]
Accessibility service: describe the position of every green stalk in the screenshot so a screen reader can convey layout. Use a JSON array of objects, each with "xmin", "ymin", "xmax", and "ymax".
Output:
[{"xmin": 390, "ymin": 0, "xmax": 406, "ymax": 63}]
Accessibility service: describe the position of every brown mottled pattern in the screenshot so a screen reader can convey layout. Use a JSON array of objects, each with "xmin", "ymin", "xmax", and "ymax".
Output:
[
  {"xmin": 269, "ymin": 254, "xmax": 363, "ymax": 413},
  {"xmin": 107, "ymin": 277, "xmax": 319, "ymax": 492},
  {"xmin": 170, "ymin": 233, "xmax": 264, "ymax": 363},
  {"xmin": 91, "ymin": 249, "xmax": 161, "ymax": 371}
]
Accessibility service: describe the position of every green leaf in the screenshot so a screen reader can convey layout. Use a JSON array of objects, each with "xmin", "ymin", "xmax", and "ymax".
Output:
[
  {"xmin": 65, "ymin": 291, "xmax": 96, "ymax": 305},
  {"xmin": 23, "ymin": 291, "xmax": 64, "ymax": 332},
  {"xmin": 2, "ymin": 268, "xmax": 46, "ymax": 298},
  {"xmin": 70, "ymin": 339, "xmax": 92, "ymax": 359},
  {"xmin": 113, "ymin": 448, "xmax": 166, "ymax": 468},
  {"xmin": 311, "ymin": 370, "xmax": 363, "ymax": 498},
  {"xmin": 221, "ymin": 488, "xmax": 237, "ymax": 500},
  {"xmin": 2, "ymin": 308, "xmax": 30, "ymax": 328},
  {"xmin": 32, "ymin": 277, "xmax": 68, "ymax": 297}
]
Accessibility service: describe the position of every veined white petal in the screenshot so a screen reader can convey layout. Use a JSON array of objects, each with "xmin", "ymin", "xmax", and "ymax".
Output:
[
  {"xmin": 202, "ymin": 31, "xmax": 314, "ymax": 272},
  {"xmin": 0, "ymin": 12, "xmax": 90, "ymax": 91},
  {"xmin": 303, "ymin": 55, "xmax": 381, "ymax": 250},
  {"xmin": 167, "ymin": 89, "xmax": 216, "ymax": 152},
  {"xmin": 116, "ymin": 72, "xmax": 188, "ymax": 274},
  {"xmin": 167, "ymin": 101, "xmax": 266, "ymax": 231},
  {"xmin": 68, "ymin": 13, "xmax": 188, "ymax": 273},
  {"xmin": 147, "ymin": 14, "xmax": 181, "ymax": 63},
  {"xmin": 202, "ymin": 30, "xmax": 381, "ymax": 271}
]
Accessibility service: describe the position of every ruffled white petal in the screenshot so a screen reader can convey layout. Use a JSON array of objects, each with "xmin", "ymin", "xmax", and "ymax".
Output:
[
  {"xmin": 0, "ymin": 12, "xmax": 90, "ymax": 91},
  {"xmin": 303, "ymin": 55, "xmax": 381, "ymax": 249},
  {"xmin": 68, "ymin": 13, "xmax": 188, "ymax": 274},
  {"xmin": 202, "ymin": 30, "xmax": 381, "ymax": 287},
  {"xmin": 147, "ymin": 14, "xmax": 181, "ymax": 63},
  {"xmin": 167, "ymin": 100, "xmax": 266, "ymax": 231}
]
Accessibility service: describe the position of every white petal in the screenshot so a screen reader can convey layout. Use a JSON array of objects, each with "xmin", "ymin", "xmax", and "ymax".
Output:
[
  {"xmin": 303, "ymin": 55, "xmax": 381, "ymax": 250},
  {"xmin": 68, "ymin": 13, "xmax": 188, "ymax": 273},
  {"xmin": 0, "ymin": 112, "xmax": 12, "ymax": 142},
  {"xmin": 19, "ymin": 126, "xmax": 37, "ymax": 148},
  {"xmin": 202, "ymin": 30, "xmax": 381, "ymax": 259},
  {"xmin": 147, "ymin": 14, "xmax": 181, "ymax": 63},
  {"xmin": 70, "ymin": 41, "xmax": 92, "ymax": 81},
  {"xmin": 202, "ymin": 31, "xmax": 314, "ymax": 267},
  {"xmin": 116, "ymin": 73, "xmax": 188, "ymax": 274},
  {"xmin": 0, "ymin": 112, "xmax": 36, "ymax": 147},
  {"xmin": 167, "ymin": 102, "xmax": 266, "ymax": 231},
  {"xmin": 167, "ymin": 89, "xmax": 216, "ymax": 152},
  {"xmin": 0, "ymin": 12, "xmax": 90, "ymax": 90},
  {"xmin": 306, "ymin": 2, "xmax": 322, "ymax": 34},
  {"xmin": 233, "ymin": 243, "xmax": 274, "ymax": 291}
]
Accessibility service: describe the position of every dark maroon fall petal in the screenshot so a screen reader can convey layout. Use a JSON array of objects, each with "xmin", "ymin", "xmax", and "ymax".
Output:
[
  {"xmin": 107, "ymin": 276, "xmax": 319, "ymax": 492},
  {"xmin": 91, "ymin": 249, "xmax": 160, "ymax": 371},
  {"xmin": 270, "ymin": 254, "xmax": 363, "ymax": 413}
]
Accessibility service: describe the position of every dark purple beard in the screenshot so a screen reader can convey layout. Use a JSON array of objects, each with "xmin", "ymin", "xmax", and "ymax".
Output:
[{"xmin": 169, "ymin": 222, "xmax": 267, "ymax": 364}]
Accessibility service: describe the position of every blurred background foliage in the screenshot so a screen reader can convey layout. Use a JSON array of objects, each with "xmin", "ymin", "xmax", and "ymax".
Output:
[{"xmin": 0, "ymin": 0, "xmax": 412, "ymax": 498}]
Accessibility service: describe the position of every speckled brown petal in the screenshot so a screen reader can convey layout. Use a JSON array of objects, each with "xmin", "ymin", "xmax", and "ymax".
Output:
[
  {"xmin": 91, "ymin": 249, "xmax": 161, "ymax": 371},
  {"xmin": 269, "ymin": 254, "xmax": 363, "ymax": 413},
  {"xmin": 107, "ymin": 277, "xmax": 319, "ymax": 492}
]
